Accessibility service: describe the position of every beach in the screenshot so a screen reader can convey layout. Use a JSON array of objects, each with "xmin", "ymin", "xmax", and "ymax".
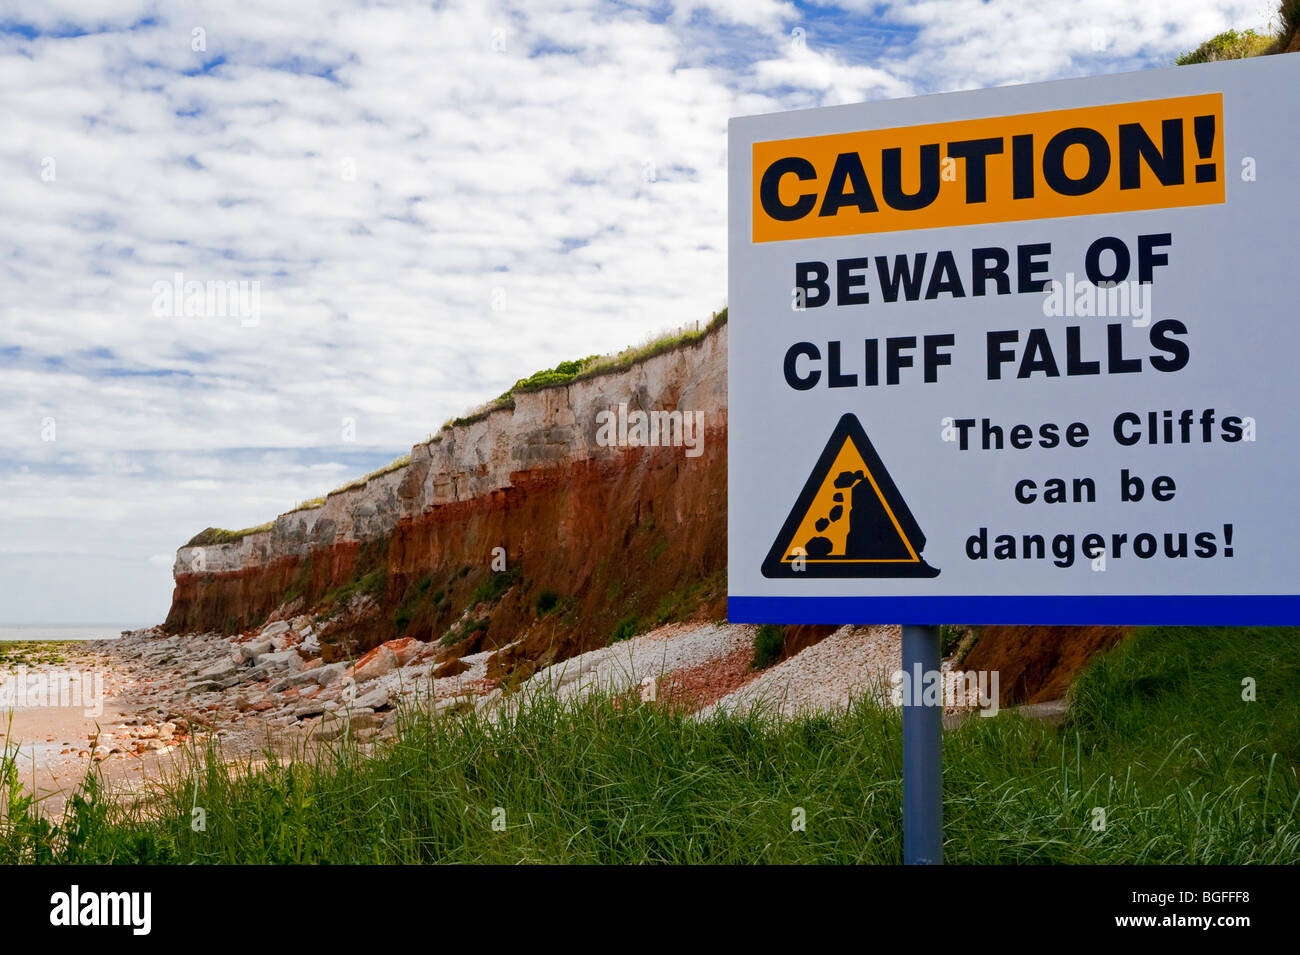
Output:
[{"xmin": 0, "ymin": 633, "xmax": 260, "ymax": 818}]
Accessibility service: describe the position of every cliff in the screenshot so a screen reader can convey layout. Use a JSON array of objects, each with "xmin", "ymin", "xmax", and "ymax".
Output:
[{"xmin": 166, "ymin": 321, "xmax": 729, "ymax": 678}]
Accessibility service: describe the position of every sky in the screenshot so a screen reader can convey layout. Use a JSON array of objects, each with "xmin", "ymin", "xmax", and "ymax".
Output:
[{"xmin": 0, "ymin": 0, "xmax": 1277, "ymax": 624}]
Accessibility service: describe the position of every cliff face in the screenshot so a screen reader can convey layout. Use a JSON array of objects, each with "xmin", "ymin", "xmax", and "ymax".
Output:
[{"xmin": 166, "ymin": 325, "xmax": 729, "ymax": 674}]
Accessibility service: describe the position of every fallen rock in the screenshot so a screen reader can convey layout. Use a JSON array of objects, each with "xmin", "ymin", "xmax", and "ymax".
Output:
[
  {"xmin": 184, "ymin": 679, "xmax": 225, "ymax": 695},
  {"xmin": 351, "ymin": 645, "xmax": 397, "ymax": 683},
  {"xmin": 386, "ymin": 637, "xmax": 423, "ymax": 667},
  {"xmin": 314, "ymin": 662, "xmax": 347, "ymax": 686},
  {"xmin": 315, "ymin": 709, "xmax": 379, "ymax": 740},
  {"xmin": 197, "ymin": 660, "xmax": 238, "ymax": 682},
  {"xmin": 268, "ymin": 662, "xmax": 347, "ymax": 693},
  {"xmin": 239, "ymin": 639, "xmax": 274, "ymax": 662},
  {"xmin": 352, "ymin": 686, "xmax": 389, "ymax": 710},
  {"xmin": 260, "ymin": 621, "xmax": 291, "ymax": 640},
  {"xmin": 256, "ymin": 650, "xmax": 304, "ymax": 674}
]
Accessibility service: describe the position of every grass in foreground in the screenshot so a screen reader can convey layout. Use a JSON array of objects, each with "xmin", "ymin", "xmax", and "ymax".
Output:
[{"xmin": 1, "ymin": 626, "xmax": 1297, "ymax": 863}]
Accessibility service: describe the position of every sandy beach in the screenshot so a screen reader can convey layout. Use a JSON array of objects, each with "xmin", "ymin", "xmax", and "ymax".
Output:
[{"xmin": 0, "ymin": 639, "xmax": 264, "ymax": 818}]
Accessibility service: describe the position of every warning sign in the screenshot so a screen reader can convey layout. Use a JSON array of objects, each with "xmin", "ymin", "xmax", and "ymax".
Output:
[
  {"xmin": 762, "ymin": 414, "xmax": 939, "ymax": 578},
  {"xmin": 727, "ymin": 54, "xmax": 1300, "ymax": 626},
  {"xmin": 751, "ymin": 93, "xmax": 1225, "ymax": 243}
]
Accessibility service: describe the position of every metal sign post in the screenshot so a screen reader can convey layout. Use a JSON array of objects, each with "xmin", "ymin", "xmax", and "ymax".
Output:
[{"xmin": 901, "ymin": 623, "xmax": 942, "ymax": 864}]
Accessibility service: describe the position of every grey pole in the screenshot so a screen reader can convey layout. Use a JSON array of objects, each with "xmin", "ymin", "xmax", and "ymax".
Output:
[{"xmin": 901, "ymin": 623, "xmax": 943, "ymax": 864}]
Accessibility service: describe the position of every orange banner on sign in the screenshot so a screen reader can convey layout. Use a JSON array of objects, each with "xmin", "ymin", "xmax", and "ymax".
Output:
[{"xmin": 752, "ymin": 93, "xmax": 1224, "ymax": 242}]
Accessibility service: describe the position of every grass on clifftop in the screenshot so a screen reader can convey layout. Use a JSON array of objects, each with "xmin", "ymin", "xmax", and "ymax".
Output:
[
  {"xmin": 440, "ymin": 307, "xmax": 727, "ymax": 433},
  {"xmin": 185, "ymin": 523, "xmax": 275, "ymax": 547},
  {"xmin": 1177, "ymin": 28, "xmax": 1275, "ymax": 63},
  {"xmin": 1176, "ymin": 1, "xmax": 1300, "ymax": 62},
  {"xmin": 188, "ymin": 308, "xmax": 727, "ymax": 540},
  {"xmin": 2, "ymin": 625, "xmax": 1297, "ymax": 864}
]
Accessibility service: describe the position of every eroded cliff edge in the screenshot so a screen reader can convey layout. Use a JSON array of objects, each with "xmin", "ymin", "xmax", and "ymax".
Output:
[{"xmin": 167, "ymin": 323, "xmax": 729, "ymax": 679}]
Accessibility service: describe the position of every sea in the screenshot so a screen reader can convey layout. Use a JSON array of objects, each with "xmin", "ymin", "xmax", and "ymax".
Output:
[{"xmin": 0, "ymin": 624, "xmax": 145, "ymax": 642}]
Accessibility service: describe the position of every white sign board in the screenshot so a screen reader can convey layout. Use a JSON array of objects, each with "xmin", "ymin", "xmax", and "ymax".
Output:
[{"xmin": 728, "ymin": 55, "xmax": 1300, "ymax": 625}]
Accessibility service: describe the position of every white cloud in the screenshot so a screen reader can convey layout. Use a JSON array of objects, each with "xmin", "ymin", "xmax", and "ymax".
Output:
[
  {"xmin": 755, "ymin": 42, "xmax": 914, "ymax": 104},
  {"xmin": 861, "ymin": 0, "xmax": 1275, "ymax": 90}
]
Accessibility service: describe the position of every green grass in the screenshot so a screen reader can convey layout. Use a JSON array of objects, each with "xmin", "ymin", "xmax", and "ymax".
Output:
[
  {"xmin": 1177, "ymin": 0, "xmax": 1300, "ymax": 65},
  {"xmin": 321, "ymin": 569, "xmax": 386, "ymax": 609},
  {"xmin": 1177, "ymin": 28, "xmax": 1274, "ymax": 64},
  {"xmin": 330, "ymin": 454, "xmax": 410, "ymax": 495},
  {"xmin": 0, "ymin": 641, "xmax": 74, "ymax": 667},
  {"xmin": 3, "ymin": 625, "xmax": 1298, "ymax": 863},
  {"xmin": 940, "ymin": 624, "xmax": 980, "ymax": 661},
  {"xmin": 281, "ymin": 556, "xmax": 313, "ymax": 605},
  {"xmin": 439, "ymin": 308, "xmax": 727, "ymax": 435},
  {"xmin": 751, "ymin": 624, "xmax": 784, "ymax": 670},
  {"xmin": 393, "ymin": 574, "xmax": 435, "ymax": 634},
  {"xmin": 501, "ymin": 356, "xmax": 601, "ymax": 399},
  {"xmin": 534, "ymin": 590, "xmax": 561, "ymax": 617},
  {"xmin": 573, "ymin": 308, "xmax": 726, "ymax": 385},
  {"xmin": 609, "ymin": 615, "xmax": 639, "ymax": 645},
  {"xmin": 440, "ymin": 616, "xmax": 489, "ymax": 647},
  {"xmin": 194, "ymin": 453, "xmax": 412, "ymax": 543},
  {"xmin": 185, "ymin": 523, "xmax": 275, "ymax": 547},
  {"xmin": 466, "ymin": 566, "xmax": 521, "ymax": 607},
  {"xmin": 649, "ymin": 573, "xmax": 723, "ymax": 627}
]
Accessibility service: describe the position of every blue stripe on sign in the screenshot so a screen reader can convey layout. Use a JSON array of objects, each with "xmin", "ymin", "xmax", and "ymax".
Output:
[{"xmin": 727, "ymin": 595, "xmax": 1300, "ymax": 626}]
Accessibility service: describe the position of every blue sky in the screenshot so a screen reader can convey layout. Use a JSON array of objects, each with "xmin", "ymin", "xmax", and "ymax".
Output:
[{"xmin": 0, "ymin": 0, "xmax": 1275, "ymax": 624}]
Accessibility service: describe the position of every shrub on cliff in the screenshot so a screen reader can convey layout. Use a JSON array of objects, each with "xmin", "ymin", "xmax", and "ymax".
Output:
[
  {"xmin": 1176, "ymin": 28, "xmax": 1273, "ymax": 64},
  {"xmin": 751, "ymin": 624, "xmax": 784, "ymax": 670},
  {"xmin": 609, "ymin": 616, "xmax": 639, "ymax": 644},
  {"xmin": 1177, "ymin": 2, "xmax": 1300, "ymax": 63},
  {"xmin": 440, "ymin": 616, "xmax": 489, "ymax": 646},
  {"xmin": 322, "ymin": 570, "xmax": 386, "ymax": 610},
  {"xmin": 503, "ymin": 356, "xmax": 601, "ymax": 398},
  {"xmin": 466, "ymin": 565, "xmax": 521, "ymax": 607},
  {"xmin": 394, "ymin": 574, "xmax": 436, "ymax": 634},
  {"xmin": 534, "ymin": 590, "xmax": 560, "ymax": 617}
]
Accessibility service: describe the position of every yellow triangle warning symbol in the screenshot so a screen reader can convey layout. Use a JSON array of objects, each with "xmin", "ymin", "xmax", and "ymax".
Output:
[{"xmin": 762, "ymin": 414, "xmax": 940, "ymax": 579}]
